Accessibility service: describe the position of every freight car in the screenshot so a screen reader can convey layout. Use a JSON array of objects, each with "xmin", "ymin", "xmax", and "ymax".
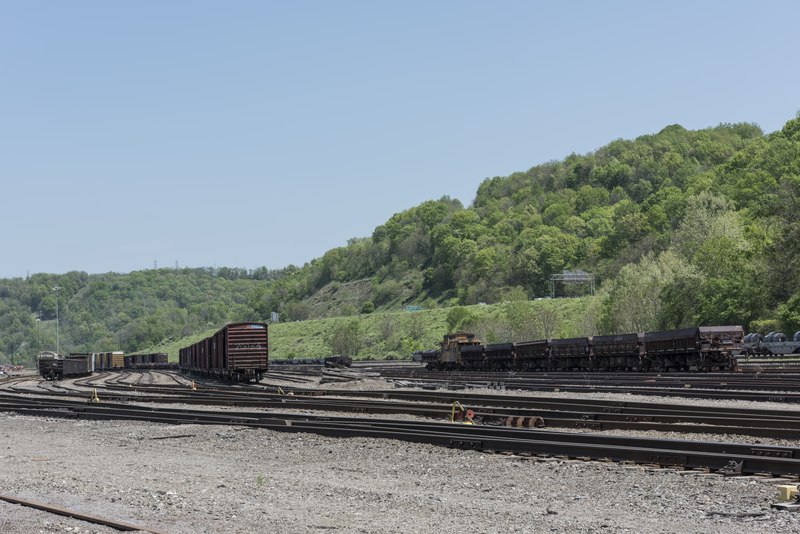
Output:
[
  {"xmin": 123, "ymin": 353, "xmax": 173, "ymax": 369},
  {"xmin": 179, "ymin": 322, "xmax": 268, "ymax": 382},
  {"xmin": 421, "ymin": 325, "xmax": 742, "ymax": 372},
  {"xmin": 38, "ymin": 352, "xmax": 93, "ymax": 380},
  {"xmin": 94, "ymin": 351, "xmax": 125, "ymax": 370},
  {"xmin": 743, "ymin": 331, "xmax": 800, "ymax": 356}
]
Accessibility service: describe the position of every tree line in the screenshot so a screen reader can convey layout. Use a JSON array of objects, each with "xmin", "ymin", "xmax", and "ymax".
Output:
[{"xmin": 2, "ymin": 115, "xmax": 800, "ymax": 363}]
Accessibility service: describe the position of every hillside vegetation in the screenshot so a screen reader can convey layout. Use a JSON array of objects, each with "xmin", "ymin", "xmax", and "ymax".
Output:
[
  {"xmin": 143, "ymin": 297, "xmax": 594, "ymax": 362},
  {"xmin": 2, "ymin": 116, "xmax": 800, "ymax": 365}
]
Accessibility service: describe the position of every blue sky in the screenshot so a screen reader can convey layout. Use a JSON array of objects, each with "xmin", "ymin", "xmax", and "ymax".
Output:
[{"xmin": 1, "ymin": 1, "xmax": 798, "ymax": 278}]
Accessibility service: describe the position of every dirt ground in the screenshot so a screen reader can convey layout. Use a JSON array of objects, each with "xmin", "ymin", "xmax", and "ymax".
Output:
[{"xmin": 2, "ymin": 412, "xmax": 799, "ymax": 534}]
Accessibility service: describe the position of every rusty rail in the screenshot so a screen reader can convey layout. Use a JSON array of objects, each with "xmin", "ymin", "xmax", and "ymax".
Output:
[{"xmin": 0, "ymin": 493, "xmax": 168, "ymax": 533}]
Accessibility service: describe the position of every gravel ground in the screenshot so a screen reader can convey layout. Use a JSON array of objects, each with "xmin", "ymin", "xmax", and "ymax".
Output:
[
  {"xmin": 3, "ymin": 370, "xmax": 800, "ymax": 533},
  {"xmin": 2, "ymin": 413, "xmax": 799, "ymax": 534}
]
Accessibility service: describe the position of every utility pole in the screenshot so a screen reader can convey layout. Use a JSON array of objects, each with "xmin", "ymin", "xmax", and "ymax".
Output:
[
  {"xmin": 35, "ymin": 315, "xmax": 41, "ymax": 352},
  {"xmin": 52, "ymin": 286, "xmax": 61, "ymax": 355}
]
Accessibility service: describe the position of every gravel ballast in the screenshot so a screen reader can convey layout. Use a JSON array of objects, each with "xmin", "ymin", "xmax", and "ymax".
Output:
[{"xmin": 2, "ymin": 413, "xmax": 799, "ymax": 534}]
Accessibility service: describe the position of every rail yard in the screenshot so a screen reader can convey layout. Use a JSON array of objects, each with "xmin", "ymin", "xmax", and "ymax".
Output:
[{"xmin": 2, "ymin": 361, "xmax": 800, "ymax": 533}]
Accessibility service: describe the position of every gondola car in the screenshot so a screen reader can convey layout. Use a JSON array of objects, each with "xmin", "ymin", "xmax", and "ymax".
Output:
[{"xmin": 38, "ymin": 352, "xmax": 93, "ymax": 380}]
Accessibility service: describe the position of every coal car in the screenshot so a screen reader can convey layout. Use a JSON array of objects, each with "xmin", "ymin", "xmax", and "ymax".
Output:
[{"xmin": 419, "ymin": 325, "xmax": 741, "ymax": 372}]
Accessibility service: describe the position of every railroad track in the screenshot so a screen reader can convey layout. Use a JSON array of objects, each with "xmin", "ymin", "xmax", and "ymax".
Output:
[
  {"xmin": 4, "ymin": 375, "xmax": 800, "ymax": 440},
  {"xmin": 0, "ymin": 493, "xmax": 167, "ymax": 533},
  {"xmin": 380, "ymin": 368, "xmax": 800, "ymax": 388},
  {"xmin": 264, "ymin": 363, "xmax": 800, "ymax": 398},
  {"xmin": 367, "ymin": 375, "xmax": 800, "ymax": 403},
  {"xmin": 1, "ymin": 394, "xmax": 798, "ymax": 477}
]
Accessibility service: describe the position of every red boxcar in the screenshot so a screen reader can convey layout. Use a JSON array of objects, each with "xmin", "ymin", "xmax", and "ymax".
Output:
[{"xmin": 179, "ymin": 322, "xmax": 268, "ymax": 382}]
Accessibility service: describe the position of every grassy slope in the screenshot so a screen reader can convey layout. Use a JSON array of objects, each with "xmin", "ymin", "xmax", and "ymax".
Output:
[{"xmin": 146, "ymin": 297, "xmax": 594, "ymax": 362}]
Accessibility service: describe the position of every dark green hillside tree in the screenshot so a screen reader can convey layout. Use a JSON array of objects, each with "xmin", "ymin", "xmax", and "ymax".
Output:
[
  {"xmin": 0, "ymin": 300, "xmax": 34, "ymax": 362},
  {"xmin": 658, "ymin": 191, "xmax": 766, "ymax": 328},
  {"xmin": 372, "ymin": 197, "xmax": 462, "ymax": 262},
  {"xmin": 115, "ymin": 306, "xmax": 190, "ymax": 352},
  {"xmin": 328, "ymin": 319, "xmax": 362, "ymax": 356},
  {"xmin": 711, "ymin": 116, "xmax": 800, "ymax": 310},
  {"xmin": 601, "ymin": 200, "xmax": 650, "ymax": 258},
  {"xmin": 600, "ymin": 251, "xmax": 693, "ymax": 333},
  {"xmin": 591, "ymin": 158, "xmax": 633, "ymax": 190},
  {"xmin": 777, "ymin": 292, "xmax": 800, "ymax": 334},
  {"xmin": 689, "ymin": 236, "xmax": 764, "ymax": 327}
]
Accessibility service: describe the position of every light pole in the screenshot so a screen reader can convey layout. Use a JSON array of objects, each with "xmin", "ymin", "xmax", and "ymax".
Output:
[
  {"xmin": 52, "ymin": 286, "xmax": 61, "ymax": 355},
  {"xmin": 35, "ymin": 315, "xmax": 41, "ymax": 353}
]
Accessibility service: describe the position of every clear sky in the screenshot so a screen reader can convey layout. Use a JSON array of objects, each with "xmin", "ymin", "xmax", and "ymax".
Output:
[{"xmin": 1, "ymin": 1, "xmax": 798, "ymax": 278}]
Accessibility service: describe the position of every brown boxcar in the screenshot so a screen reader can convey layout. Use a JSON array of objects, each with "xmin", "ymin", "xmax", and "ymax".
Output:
[{"xmin": 179, "ymin": 322, "xmax": 268, "ymax": 382}]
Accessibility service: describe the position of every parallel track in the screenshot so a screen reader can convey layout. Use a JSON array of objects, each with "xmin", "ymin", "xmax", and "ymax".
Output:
[
  {"xmin": 1, "ymin": 394, "xmax": 799, "ymax": 477},
  {"xmin": 4, "ymin": 373, "xmax": 800, "ymax": 439}
]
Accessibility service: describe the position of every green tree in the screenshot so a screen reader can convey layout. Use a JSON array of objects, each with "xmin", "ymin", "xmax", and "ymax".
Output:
[
  {"xmin": 328, "ymin": 319, "xmax": 362, "ymax": 356},
  {"xmin": 445, "ymin": 306, "xmax": 477, "ymax": 332}
]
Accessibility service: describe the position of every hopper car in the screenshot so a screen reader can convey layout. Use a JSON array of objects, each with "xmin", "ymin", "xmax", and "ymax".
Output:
[{"xmin": 420, "ymin": 325, "xmax": 743, "ymax": 372}]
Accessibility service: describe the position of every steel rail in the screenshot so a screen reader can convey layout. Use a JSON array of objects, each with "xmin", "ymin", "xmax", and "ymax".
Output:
[
  {"xmin": 2, "ymin": 395, "xmax": 798, "ymax": 439},
  {"xmin": 374, "ymin": 368, "xmax": 800, "ymax": 390},
  {"xmin": 0, "ymin": 493, "xmax": 168, "ymax": 533},
  {"xmin": 7, "ymin": 383, "xmax": 800, "ymax": 423},
  {"xmin": 69, "ymin": 369, "xmax": 800, "ymax": 402},
  {"xmin": 6, "ymin": 379, "xmax": 800, "ymax": 439},
  {"xmin": 2, "ymin": 396, "xmax": 800, "ymax": 476},
  {"xmin": 7, "ymin": 380, "xmax": 800, "ymax": 423}
]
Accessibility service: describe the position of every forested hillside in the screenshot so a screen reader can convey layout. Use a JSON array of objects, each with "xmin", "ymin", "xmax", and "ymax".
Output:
[
  {"xmin": 254, "ymin": 116, "xmax": 800, "ymax": 332},
  {"xmin": 2, "ymin": 116, "xmax": 799, "ymax": 364}
]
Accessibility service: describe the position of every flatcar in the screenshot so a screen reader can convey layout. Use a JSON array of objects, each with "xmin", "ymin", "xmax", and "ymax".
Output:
[
  {"xmin": 179, "ymin": 322, "xmax": 268, "ymax": 382},
  {"xmin": 420, "ymin": 325, "xmax": 742, "ymax": 372},
  {"xmin": 744, "ymin": 331, "xmax": 800, "ymax": 356}
]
